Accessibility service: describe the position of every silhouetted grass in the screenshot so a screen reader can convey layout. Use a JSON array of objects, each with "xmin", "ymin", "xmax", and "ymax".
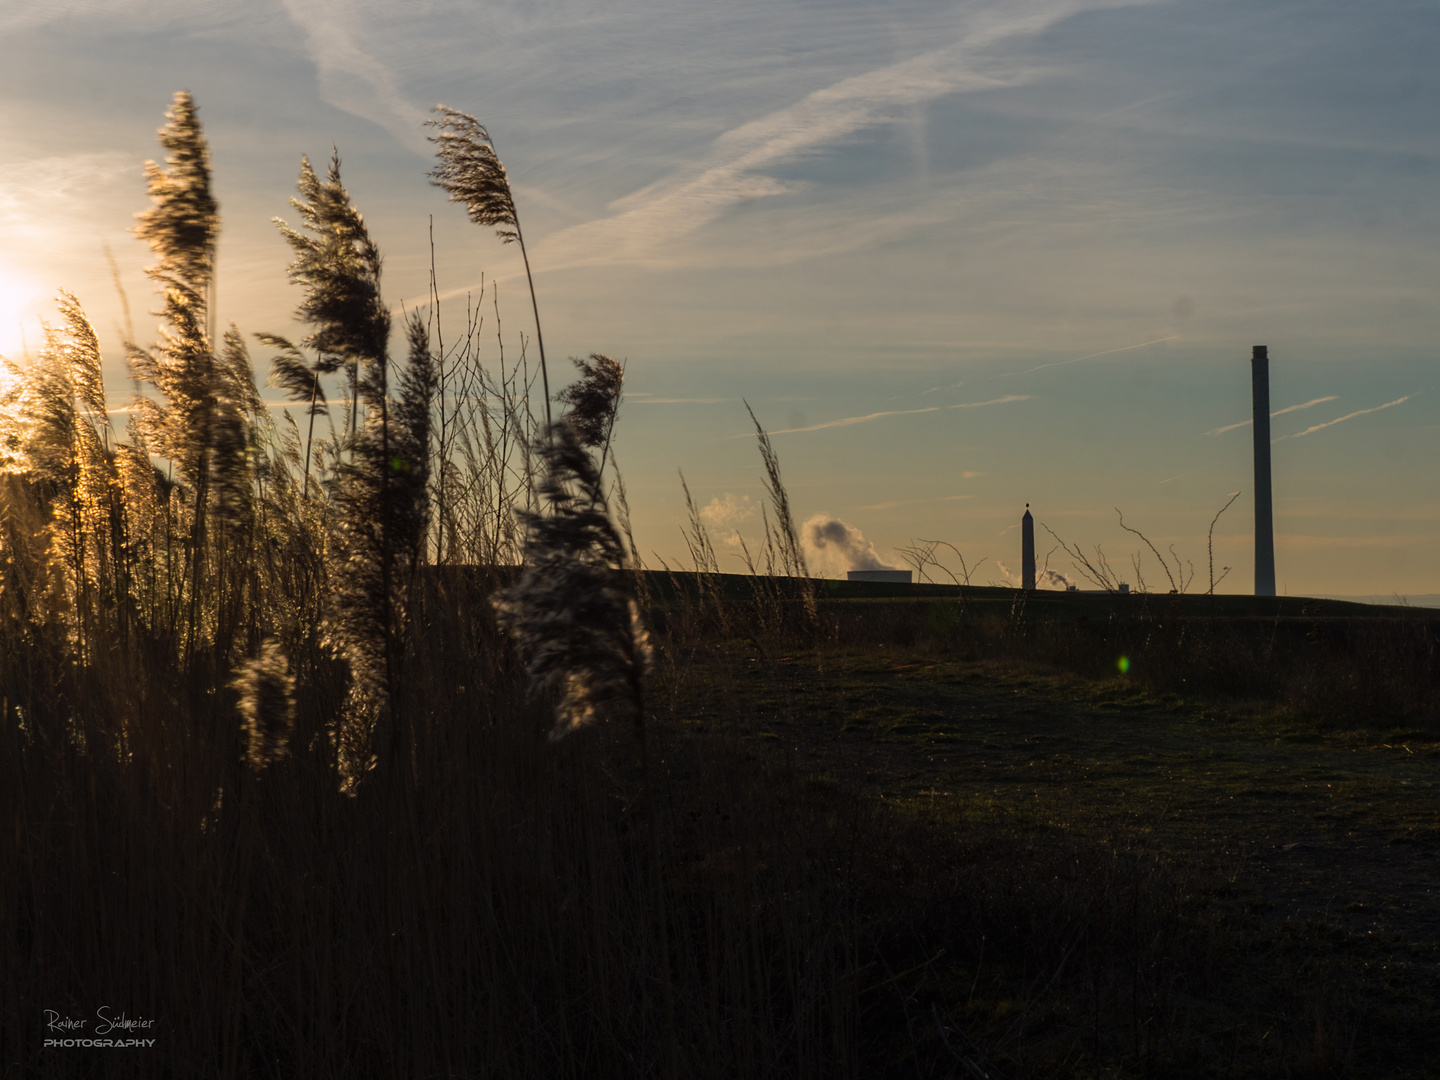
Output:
[{"xmin": 3, "ymin": 90, "xmax": 1436, "ymax": 1080}]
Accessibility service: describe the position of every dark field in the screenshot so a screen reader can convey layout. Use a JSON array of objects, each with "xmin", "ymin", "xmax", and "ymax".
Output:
[
  {"xmin": 648, "ymin": 581, "xmax": 1440, "ymax": 1078},
  {"xmin": 6, "ymin": 573, "xmax": 1440, "ymax": 1077}
]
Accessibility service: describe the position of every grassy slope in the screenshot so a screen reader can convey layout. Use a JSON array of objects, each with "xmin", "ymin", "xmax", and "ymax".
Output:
[{"xmin": 656, "ymin": 599, "xmax": 1440, "ymax": 1077}]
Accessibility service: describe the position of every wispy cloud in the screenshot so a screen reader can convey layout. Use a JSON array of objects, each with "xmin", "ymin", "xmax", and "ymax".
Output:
[
  {"xmin": 0, "ymin": 0, "xmax": 201, "ymax": 33},
  {"xmin": 744, "ymin": 405, "xmax": 939, "ymax": 436},
  {"xmin": 1287, "ymin": 395, "xmax": 1413, "ymax": 439},
  {"xmin": 948, "ymin": 394, "xmax": 1031, "ymax": 409},
  {"xmin": 1207, "ymin": 396, "xmax": 1339, "ymax": 436},
  {"xmin": 534, "ymin": 0, "xmax": 1150, "ymax": 271},
  {"xmin": 631, "ymin": 397, "xmax": 728, "ymax": 404},
  {"xmin": 276, "ymin": 0, "xmax": 430, "ymax": 152},
  {"xmin": 1005, "ymin": 335, "xmax": 1177, "ymax": 377},
  {"xmin": 1158, "ymin": 468, "xmax": 1203, "ymax": 485},
  {"xmin": 849, "ymin": 494, "xmax": 974, "ymax": 510},
  {"xmin": 1273, "ymin": 396, "xmax": 1340, "ymax": 419},
  {"xmin": 0, "ymin": 152, "xmax": 135, "ymax": 238}
]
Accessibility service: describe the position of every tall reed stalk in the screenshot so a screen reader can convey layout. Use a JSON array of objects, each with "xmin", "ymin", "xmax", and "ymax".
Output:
[
  {"xmin": 129, "ymin": 90, "xmax": 226, "ymax": 662},
  {"xmin": 428, "ymin": 106, "xmax": 552, "ymax": 427},
  {"xmin": 273, "ymin": 152, "xmax": 437, "ymax": 789}
]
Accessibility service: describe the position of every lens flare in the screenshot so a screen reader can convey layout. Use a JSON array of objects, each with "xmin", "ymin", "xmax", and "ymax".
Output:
[{"xmin": 1117, "ymin": 655, "xmax": 1130, "ymax": 674}]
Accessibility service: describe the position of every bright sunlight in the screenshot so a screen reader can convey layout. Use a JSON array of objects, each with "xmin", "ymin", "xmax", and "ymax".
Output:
[{"xmin": 0, "ymin": 260, "xmax": 43, "ymax": 359}]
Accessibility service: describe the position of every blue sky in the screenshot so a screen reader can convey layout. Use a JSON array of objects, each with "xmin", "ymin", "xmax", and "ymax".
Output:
[{"xmin": 2, "ymin": 0, "xmax": 1437, "ymax": 595}]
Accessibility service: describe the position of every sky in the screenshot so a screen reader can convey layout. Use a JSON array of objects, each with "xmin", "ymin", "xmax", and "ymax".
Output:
[{"xmin": 1, "ymin": 0, "xmax": 1437, "ymax": 598}]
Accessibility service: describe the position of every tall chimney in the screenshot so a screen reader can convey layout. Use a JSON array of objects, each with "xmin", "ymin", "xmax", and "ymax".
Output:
[
  {"xmin": 1021, "ymin": 504, "xmax": 1035, "ymax": 590},
  {"xmin": 1251, "ymin": 345, "xmax": 1276, "ymax": 596}
]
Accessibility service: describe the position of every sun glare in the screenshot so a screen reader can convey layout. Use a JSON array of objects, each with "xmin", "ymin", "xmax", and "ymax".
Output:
[{"xmin": 0, "ymin": 263, "xmax": 45, "ymax": 360}]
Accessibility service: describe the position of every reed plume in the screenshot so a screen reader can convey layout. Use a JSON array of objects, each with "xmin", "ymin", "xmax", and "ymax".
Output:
[
  {"xmin": 130, "ymin": 89, "xmax": 223, "ymax": 490},
  {"xmin": 276, "ymin": 154, "xmax": 438, "ymax": 786},
  {"xmin": 334, "ymin": 308, "xmax": 435, "ymax": 610},
  {"xmin": 428, "ymin": 106, "xmax": 552, "ymax": 425},
  {"xmin": 556, "ymin": 353, "xmax": 623, "ymax": 475},
  {"xmin": 128, "ymin": 91, "xmax": 254, "ymax": 661},
  {"xmin": 134, "ymin": 91, "xmax": 218, "ymax": 303},
  {"xmin": 258, "ymin": 332, "xmax": 338, "ymax": 490},
  {"xmin": 393, "ymin": 311, "xmax": 437, "ymax": 571},
  {"xmin": 275, "ymin": 153, "xmax": 389, "ymax": 435},
  {"xmin": 744, "ymin": 401, "xmax": 808, "ymax": 581},
  {"xmin": 0, "ymin": 294, "xmax": 122, "ymax": 654},
  {"xmin": 495, "ymin": 419, "xmax": 649, "ymax": 740},
  {"xmin": 0, "ymin": 359, "xmax": 26, "ymax": 473},
  {"xmin": 233, "ymin": 637, "xmax": 297, "ymax": 772},
  {"xmin": 53, "ymin": 295, "xmax": 121, "ymax": 631},
  {"xmin": 211, "ymin": 327, "xmax": 261, "ymax": 534},
  {"xmin": 277, "ymin": 153, "xmax": 392, "ymax": 786}
]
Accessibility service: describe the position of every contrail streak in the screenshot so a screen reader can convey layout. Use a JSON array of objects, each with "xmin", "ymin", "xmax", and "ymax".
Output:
[
  {"xmin": 1286, "ymin": 395, "xmax": 1412, "ymax": 440},
  {"xmin": 740, "ymin": 405, "xmax": 940, "ymax": 437},
  {"xmin": 947, "ymin": 394, "xmax": 1031, "ymax": 408},
  {"xmin": 1207, "ymin": 396, "xmax": 1338, "ymax": 436},
  {"xmin": 1006, "ymin": 335, "xmax": 1178, "ymax": 376}
]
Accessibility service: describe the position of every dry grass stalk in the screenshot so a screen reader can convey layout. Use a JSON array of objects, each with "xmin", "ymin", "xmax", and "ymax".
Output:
[
  {"xmin": 1115, "ymin": 508, "xmax": 1194, "ymax": 593},
  {"xmin": 258, "ymin": 332, "xmax": 340, "ymax": 490},
  {"xmin": 274, "ymin": 152, "xmax": 389, "ymax": 437},
  {"xmin": 134, "ymin": 90, "xmax": 219, "ymax": 312},
  {"xmin": 556, "ymin": 352, "xmax": 624, "ymax": 476},
  {"xmin": 428, "ymin": 105, "xmax": 552, "ymax": 426},
  {"xmin": 496, "ymin": 419, "xmax": 650, "ymax": 741},
  {"xmin": 233, "ymin": 637, "xmax": 296, "ymax": 771},
  {"xmin": 1208, "ymin": 490, "xmax": 1240, "ymax": 594},
  {"xmin": 269, "ymin": 150, "xmax": 438, "ymax": 786},
  {"xmin": 744, "ymin": 400, "xmax": 808, "ymax": 582},
  {"xmin": 1041, "ymin": 521, "xmax": 1123, "ymax": 593}
]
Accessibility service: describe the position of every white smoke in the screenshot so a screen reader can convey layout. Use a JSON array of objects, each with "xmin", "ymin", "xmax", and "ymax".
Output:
[
  {"xmin": 699, "ymin": 493, "xmax": 754, "ymax": 547},
  {"xmin": 1037, "ymin": 567, "xmax": 1077, "ymax": 590},
  {"xmin": 993, "ymin": 562, "xmax": 1077, "ymax": 590},
  {"xmin": 802, "ymin": 514, "xmax": 897, "ymax": 579}
]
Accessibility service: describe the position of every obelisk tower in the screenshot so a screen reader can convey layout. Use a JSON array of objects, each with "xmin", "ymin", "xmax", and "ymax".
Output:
[{"xmin": 1251, "ymin": 346, "xmax": 1276, "ymax": 596}]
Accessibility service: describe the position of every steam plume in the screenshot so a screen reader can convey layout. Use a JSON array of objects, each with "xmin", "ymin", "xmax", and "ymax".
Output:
[
  {"xmin": 997, "ymin": 560, "xmax": 1076, "ymax": 590},
  {"xmin": 801, "ymin": 514, "xmax": 895, "ymax": 579},
  {"xmin": 1037, "ymin": 567, "xmax": 1076, "ymax": 590}
]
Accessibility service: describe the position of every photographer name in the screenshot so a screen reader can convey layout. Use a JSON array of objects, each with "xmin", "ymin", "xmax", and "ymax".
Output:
[{"xmin": 45, "ymin": 1008, "xmax": 155, "ymax": 1035}]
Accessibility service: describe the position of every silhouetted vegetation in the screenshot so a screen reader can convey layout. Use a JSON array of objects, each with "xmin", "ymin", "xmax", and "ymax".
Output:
[{"xmin": 2, "ymin": 92, "xmax": 1437, "ymax": 1079}]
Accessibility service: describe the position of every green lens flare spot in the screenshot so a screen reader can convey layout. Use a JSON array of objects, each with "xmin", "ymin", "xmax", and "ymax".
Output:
[{"xmin": 1117, "ymin": 656, "xmax": 1130, "ymax": 674}]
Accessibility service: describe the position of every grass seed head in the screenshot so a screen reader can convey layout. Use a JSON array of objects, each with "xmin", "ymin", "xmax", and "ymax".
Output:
[
  {"xmin": 427, "ymin": 106, "xmax": 519, "ymax": 243},
  {"xmin": 556, "ymin": 354, "xmax": 623, "ymax": 451},
  {"xmin": 234, "ymin": 638, "xmax": 297, "ymax": 772},
  {"xmin": 495, "ymin": 419, "xmax": 650, "ymax": 739}
]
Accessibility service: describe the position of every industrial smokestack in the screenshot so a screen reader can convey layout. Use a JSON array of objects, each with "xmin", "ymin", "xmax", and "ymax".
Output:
[
  {"xmin": 1021, "ymin": 504, "xmax": 1036, "ymax": 590},
  {"xmin": 1251, "ymin": 346, "xmax": 1277, "ymax": 596}
]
